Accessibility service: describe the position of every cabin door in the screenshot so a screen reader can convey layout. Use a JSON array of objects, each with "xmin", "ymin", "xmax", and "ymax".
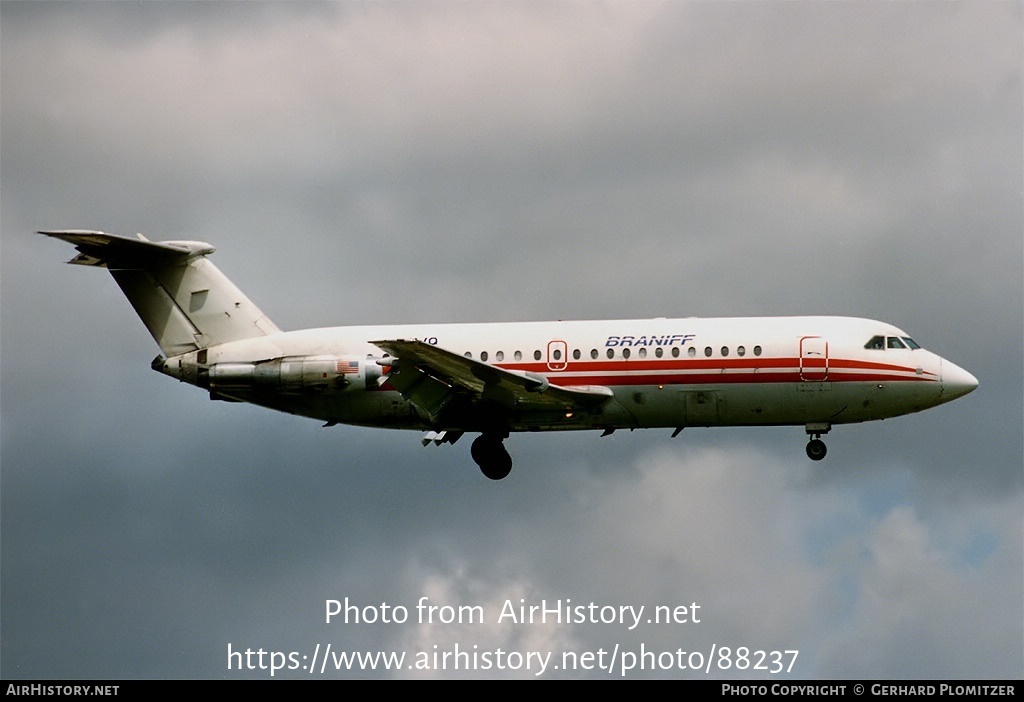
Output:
[
  {"xmin": 546, "ymin": 339, "xmax": 568, "ymax": 371},
  {"xmin": 799, "ymin": 336, "xmax": 829, "ymax": 381}
]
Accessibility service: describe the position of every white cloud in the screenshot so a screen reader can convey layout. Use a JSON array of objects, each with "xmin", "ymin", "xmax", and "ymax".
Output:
[{"xmin": 2, "ymin": 0, "xmax": 1019, "ymax": 680}]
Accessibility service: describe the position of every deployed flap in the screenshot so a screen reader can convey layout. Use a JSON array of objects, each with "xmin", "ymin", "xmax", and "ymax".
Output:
[{"xmin": 371, "ymin": 339, "xmax": 612, "ymax": 421}]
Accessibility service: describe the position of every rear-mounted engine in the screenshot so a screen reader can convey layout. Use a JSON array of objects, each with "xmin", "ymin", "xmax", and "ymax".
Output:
[{"xmin": 199, "ymin": 356, "xmax": 359, "ymax": 393}]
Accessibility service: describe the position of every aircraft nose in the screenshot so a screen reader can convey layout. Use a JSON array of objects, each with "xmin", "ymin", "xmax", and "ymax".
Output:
[{"xmin": 941, "ymin": 359, "xmax": 979, "ymax": 401}]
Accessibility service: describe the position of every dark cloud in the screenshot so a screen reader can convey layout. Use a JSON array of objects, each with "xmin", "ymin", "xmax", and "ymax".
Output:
[{"xmin": 2, "ymin": 1, "xmax": 1020, "ymax": 679}]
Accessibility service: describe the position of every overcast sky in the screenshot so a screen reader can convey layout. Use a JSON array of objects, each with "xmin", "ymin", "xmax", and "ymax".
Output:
[{"xmin": 2, "ymin": 1, "xmax": 1021, "ymax": 680}]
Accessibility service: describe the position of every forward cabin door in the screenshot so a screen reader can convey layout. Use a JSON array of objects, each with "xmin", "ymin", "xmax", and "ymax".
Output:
[{"xmin": 799, "ymin": 336, "xmax": 829, "ymax": 381}]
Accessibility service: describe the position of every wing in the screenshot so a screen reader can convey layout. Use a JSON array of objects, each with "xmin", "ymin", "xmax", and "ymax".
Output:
[{"xmin": 370, "ymin": 339, "xmax": 612, "ymax": 426}]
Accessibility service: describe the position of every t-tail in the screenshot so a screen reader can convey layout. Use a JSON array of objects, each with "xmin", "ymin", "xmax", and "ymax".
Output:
[{"xmin": 39, "ymin": 230, "xmax": 280, "ymax": 356}]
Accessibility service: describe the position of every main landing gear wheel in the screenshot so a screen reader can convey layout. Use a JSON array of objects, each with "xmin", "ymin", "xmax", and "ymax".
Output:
[
  {"xmin": 471, "ymin": 434, "xmax": 512, "ymax": 480},
  {"xmin": 806, "ymin": 438, "xmax": 828, "ymax": 461}
]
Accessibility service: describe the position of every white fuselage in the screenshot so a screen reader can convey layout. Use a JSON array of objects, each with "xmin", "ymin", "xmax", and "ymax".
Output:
[
  {"xmin": 41, "ymin": 231, "xmax": 979, "ymax": 476},
  {"xmin": 158, "ymin": 315, "xmax": 977, "ymax": 434}
]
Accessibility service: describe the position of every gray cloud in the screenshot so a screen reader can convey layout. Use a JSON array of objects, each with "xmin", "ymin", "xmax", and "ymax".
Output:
[{"xmin": 2, "ymin": 1, "xmax": 1020, "ymax": 679}]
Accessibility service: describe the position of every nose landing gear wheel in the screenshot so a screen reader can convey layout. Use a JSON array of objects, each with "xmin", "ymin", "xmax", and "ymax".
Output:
[
  {"xmin": 806, "ymin": 438, "xmax": 827, "ymax": 461},
  {"xmin": 471, "ymin": 434, "xmax": 513, "ymax": 480}
]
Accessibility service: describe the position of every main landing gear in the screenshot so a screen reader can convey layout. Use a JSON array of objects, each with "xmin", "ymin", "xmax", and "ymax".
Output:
[
  {"xmin": 471, "ymin": 432, "xmax": 512, "ymax": 480},
  {"xmin": 805, "ymin": 423, "xmax": 831, "ymax": 461}
]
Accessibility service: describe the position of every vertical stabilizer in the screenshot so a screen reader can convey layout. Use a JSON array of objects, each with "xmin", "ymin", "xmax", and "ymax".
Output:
[{"xmin": 40, "ymin": 230, "xmax": 281, "ymax": 355}]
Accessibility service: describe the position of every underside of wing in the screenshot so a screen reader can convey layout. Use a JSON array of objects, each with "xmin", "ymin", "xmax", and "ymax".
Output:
[{"xmin": 370, "ymin": 338, "xmax": 612, "ymax": 428}]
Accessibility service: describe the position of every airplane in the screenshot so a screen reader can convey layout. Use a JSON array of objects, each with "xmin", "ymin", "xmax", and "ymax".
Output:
[{"xmin": 40, "ymin": 230, "xmax": 978, "ymax": 480}]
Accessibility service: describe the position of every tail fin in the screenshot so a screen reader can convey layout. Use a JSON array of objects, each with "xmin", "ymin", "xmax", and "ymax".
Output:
[{"xmin": 40, "ymin": 230, "xmax": 281, "ymax": 356}]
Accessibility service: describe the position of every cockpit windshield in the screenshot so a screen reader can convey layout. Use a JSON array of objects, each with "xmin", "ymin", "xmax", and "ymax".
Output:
[{"xmin": 865, "ymin": 335, "xmax": 921, "ymax": 350}]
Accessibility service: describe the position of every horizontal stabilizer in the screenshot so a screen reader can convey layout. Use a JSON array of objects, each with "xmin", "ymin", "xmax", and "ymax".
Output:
[{"xmin": 38, "ymin": 230, "xmax": 215, "ymax": 268}]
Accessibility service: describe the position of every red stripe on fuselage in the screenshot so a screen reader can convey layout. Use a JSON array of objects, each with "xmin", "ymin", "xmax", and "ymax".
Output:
[
  {"xmin": 492, "ymin": 356, "xmax": 936, "ymax": 388},
  {"xmin": 546, "ymin": 372, "xmax": 935, "ymax": 388}
]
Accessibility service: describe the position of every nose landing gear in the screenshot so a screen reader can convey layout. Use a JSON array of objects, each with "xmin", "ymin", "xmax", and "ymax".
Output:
[
  {"xmin": 806, "ymin": 438, "xmax": 827, "ymax": 461},
  {"xmin": 804, "ymin": 423, "xmax": 831, "ymax": 461}
]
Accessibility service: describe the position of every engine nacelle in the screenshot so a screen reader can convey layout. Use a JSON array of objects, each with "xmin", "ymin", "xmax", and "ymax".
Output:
[{"xmin": 202, "ymin": 355, "xmax": 361, "ymax": 393}]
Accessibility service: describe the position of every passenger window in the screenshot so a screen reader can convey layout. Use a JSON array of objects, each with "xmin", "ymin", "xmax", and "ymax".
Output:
[
  {"xmin": 864, "ymin": 336, "xmax": 885, "ymax": 350},
  {"xmin": 534, "ymin": 350, "xmax": 542, "ymax": 361},
  {"xmin": 753, "ymin": 345, "xmax": 762, "ymax": 356},
  {"xmin": 623, "ymin": 348, "xmax": 631, "ymax": 359},
  {"xmin": 737, "ymin": 345, "xmax": 746, "ymax": 357},
  {"xmin": 721, "ymin": 346, "xmax": 729, "ymax": 357},
  {"xmin": 655, "ymin": 348, "xmax": 663, "ymax": 358},
  {"xmin": 887, "ymin": 337, "xmax": 906, "ymax": 349},
  {"xmin": 496, "ymin": 351, "xmax": 504, "ymax": 361},
  {"xmin": 552, "ymin": 349, "xmax": 562, "ymax": 360},
  {"xmin": 704, "ymin": 346, "xmax": 713, "ymax": 357},
  {"xmin": 591, "ymin": 349, "xmax": 599, "ymax": 359},
  {"xmin": 572, "ymin": 349, "xmax": 581, "ymax": 360},
  {"xmin": 687, "ymin": 347, "xmax": 696, "ymax": 357},
  {"xmin": 480, "ymin": 351, "xmax": 489, "ymax": 362},
  {"xmin": 638, "ymin": 348, "xmax": 647, "ymax": 358},
  {"xmin": 514, "ymin": 350, "xmax": 522, "ymax": 361}
]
